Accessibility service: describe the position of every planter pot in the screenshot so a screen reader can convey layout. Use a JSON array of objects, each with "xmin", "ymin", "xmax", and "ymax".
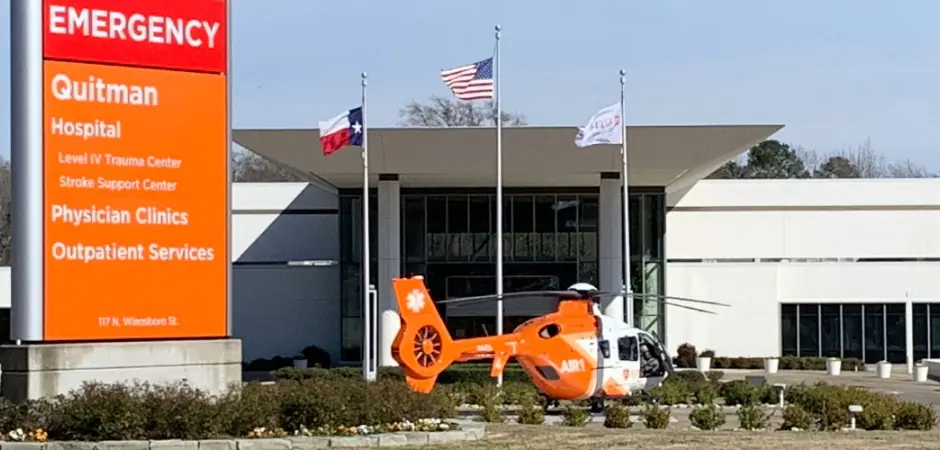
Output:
[
  {"xmin": 914, "ymin": 364, "xmax": 929, "ymax": 382},
  {"xmin": 876, "ymin": 361, "xmax": 892, "ymax": 379},
  {"xmin": 764, "ymin": 357, "xmax": 779, "ymax": 374},
  {"xmin": 293, "ymin": 358, "xmax": 308, "ymax": 369},
  {"xmin": 696, "ymin": 356, "xmax": 712, "ymax": 372},
  {"xmin": 826, "ymin": 358, "xmax": 842, "ymax": 376}
]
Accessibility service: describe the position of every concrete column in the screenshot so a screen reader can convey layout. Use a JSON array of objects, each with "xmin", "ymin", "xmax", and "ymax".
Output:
[
  {"xmin": 598, "ymin": 172, "xmax": 624, "ymax": 321},
  {"xmin": 377, "ymin": 175, "xmax": 401, "ymax": 367}
]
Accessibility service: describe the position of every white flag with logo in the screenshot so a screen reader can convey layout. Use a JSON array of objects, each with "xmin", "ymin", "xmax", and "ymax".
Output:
[{"xmin": 574, "ymin": 102, "xmax": 623, "ymax": 147}]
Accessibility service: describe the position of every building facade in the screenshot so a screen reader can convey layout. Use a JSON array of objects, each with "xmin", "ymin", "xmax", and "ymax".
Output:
[
  {"xmin": 233, "ymin": 124, "xmax": 781, "ymax": 364},
  {"xmin": 665, "ymin": 179, "xmax": 940, "ymax": 364},
  {"xmin": 231, "ymin": 178, "xmax": 940, "ymax": 365}
]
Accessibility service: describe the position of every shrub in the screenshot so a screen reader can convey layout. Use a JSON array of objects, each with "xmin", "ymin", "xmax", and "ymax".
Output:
[
  {"xmin": 705, "ymin": 370, "xmax": 725, "ymax": 385},
  {"xmin": 693, "ymin": 383, "xmax": 718, "ymax": 406},
  {"xmin": 501, "ymin": 382, "xmax": 540, "ymax": 406},
  {"xmin": 478, "ymin": 389, "xmax": 504, "ymax": 423},
  {"xmin": 699, "ymin": 349, "xmax": 716, "ymax": 358},
  {"xmin": 300, "ymin": 345, "xmax": 332, "ymax": 368},
  {"xmin": 649, "ymin": 383, "xmax": 689, "ymax": 406},
  {"xmin": 855, "ymin": 397, "xmax": 895, "ymax": 431},
  {"xmin": 894, "ymin": 401, "xmax": 938, "ymax": 431},
  {"xmin": 736, "ymin": 404, "xmax": 769, "ymax": 430},
  {"xmin": 719, "ymin": 380, "xmax": 759, "ymax": 406},
  {"xmin": 689, "ymin": 404, "xmax": 725, "ymax": 431},
  {"xmin": 642, "ymin": 404, "xmax": 670, "ymax": 429},
  {"xmin": 515, "ymin": 397, "xmax": 544, "ymax": 425},
  {"xmin": 0, "ymin": 378, "xmax": 458, "ymax": 441},
  {"xmin": 665, "ymin": 370, "xmax": 707, "ymax": 387},
  {"xmin": 780, "ymin": 404, "xmax": 813, "ymax": 430},
  {"xmin": 561, "ymin": 406, "xmax": 589, "ymax": 427},
  {"xmin": 603, "ymin": 404, "xmax": 632, "ymax": 429},
  {"xmin": 675, "ymin": 343, "xmax": 698, "ymax": 368}
]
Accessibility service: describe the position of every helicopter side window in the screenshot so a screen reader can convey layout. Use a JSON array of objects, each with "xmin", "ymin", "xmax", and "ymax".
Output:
[
  {"xmin": 638, "ymin": 332, "xmax": 667, "ymax": 377},
  {"xmin": 617, "ymin": 336, "xmax": 638, "ymax": 361},
  {"xmin": 538, "ymin": 324, "xmax": 561, "ymax": 339},
  {"xmin": 599, "ymin": 340, "xmax": 611, "ymax": 358}
]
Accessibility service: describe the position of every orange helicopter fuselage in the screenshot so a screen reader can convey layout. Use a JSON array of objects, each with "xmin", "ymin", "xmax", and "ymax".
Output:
[{"xmin": 390, "ymin": 276, "xmax": 673, "ymax": 401}]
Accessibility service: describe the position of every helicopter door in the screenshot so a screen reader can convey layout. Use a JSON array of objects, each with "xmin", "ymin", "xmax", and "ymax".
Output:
[{"xmin": 637, "ymin": 331, "xmax": 669, "ymax": 388}]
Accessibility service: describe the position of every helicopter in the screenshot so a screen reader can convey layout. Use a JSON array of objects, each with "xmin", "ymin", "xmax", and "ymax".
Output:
[{"xmin": 390, "ymin": 275, "xmax": 730, "ymax": 413}]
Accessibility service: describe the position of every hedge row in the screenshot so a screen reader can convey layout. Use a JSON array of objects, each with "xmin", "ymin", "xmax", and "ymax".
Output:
[
  {"xmin": 446, "ymin": 370, "xmax": 937, "ymax": 431},
  {"xmin": 0, "ymin": 378, "xmax": 456, "ymax": 442},
  {"xmin": 271, "ymin": 355, "xmax": 865, "ymax": 384}
]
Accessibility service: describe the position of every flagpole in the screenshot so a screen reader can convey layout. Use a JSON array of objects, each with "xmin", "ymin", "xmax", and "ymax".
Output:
[
  {"xmin": 361, "ymin": 71, "xmax": 375, "ymax": 381},
  {"xmin": 494, "ymin": 24, "xmax": 504, "ymax": 387},
  {"xmin": 620, "ymin": 69, "xmax": 635, "ymax": 328}
]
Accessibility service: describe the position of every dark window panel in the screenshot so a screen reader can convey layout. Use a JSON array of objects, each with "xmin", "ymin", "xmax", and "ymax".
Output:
[
  {"xmin": 556, "ymin": 195, "xmax": 578, "ymax": 261},
  {"xmin": 885, "ymin": 303, "xmax": 906, "ymax": 364},
  {"xmin": 534, "ymin": 195, "xmax": 556, "ymax": 261},
  {"xmin": 627, "ymin": 195, "xmax": 641, "ymax": 260},
  {"xmin": 820, "ymin": 304, "xmax": 841, "ymax": 357},
  {"xmin": 643, "ymin": 194, "xmax": 665, "ymax": 260},
  {"xmin": 930, "ymin": 303, "xmax": 940, "ymax": 358},
  {"xmin": 426, "ymin": 196, "xmax": 447, "ymax": 261},
  {"xmin": 913, "ymin": 303, "xmax": 928, "ymax": 361},
  {"xmin": 842, "ymin": 304, "xmax": 863, "ymax": 359},
  {"xmin": 402, "ymin": 196, "xmax": 426, "ymax": 261},
  {"xmin": 864, "ymin": 304, "xmax": 885, "ymax": 364},
  {"xmin": 781, "ymin": 304, "xmax": 798, "ymax": 356},
  {"xmin": 798, "ymin": 304, "xmax": 820, "ymax": 357},
  {"xmin": 578, "ymin": 195, "xmax": 598, "ymax": 231}
]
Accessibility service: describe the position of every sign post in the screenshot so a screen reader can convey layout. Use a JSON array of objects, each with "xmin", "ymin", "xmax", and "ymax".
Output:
[{"xmin": 7, "ymin": 0, "xmax": 236, "ymax": 401}]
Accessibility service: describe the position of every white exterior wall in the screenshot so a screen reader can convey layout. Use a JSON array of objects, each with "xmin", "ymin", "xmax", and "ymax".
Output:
[
  {"xmin": 665, "ymin": 179, "xmax": 940, "ymax": 358},
  {"xmin": 5, "ymin": 179, "xmax": 932, "ymax": 365},
  {"xmin": 231, "ymin": 182, "xmax": 340, "ymax": 362}
]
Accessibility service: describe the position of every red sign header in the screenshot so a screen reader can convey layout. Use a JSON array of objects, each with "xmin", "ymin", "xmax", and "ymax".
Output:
[{"xmin": 42, "ymin": 0, "xmax": 227, "ymax": 74}]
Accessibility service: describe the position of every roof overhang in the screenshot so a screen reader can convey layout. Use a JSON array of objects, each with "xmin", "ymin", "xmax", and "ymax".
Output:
[{"xmin": 233, "ymin": 125, "xmax": 783, "ymax": 192}]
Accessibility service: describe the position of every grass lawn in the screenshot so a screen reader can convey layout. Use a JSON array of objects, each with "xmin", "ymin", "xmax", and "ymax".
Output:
[{"xmin": 420, "ymin": 423, "xmax": 940, "ymax": 449}]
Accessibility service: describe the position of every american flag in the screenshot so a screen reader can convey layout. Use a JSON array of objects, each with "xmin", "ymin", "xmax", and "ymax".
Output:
[{"xmin": 440, "ymin": 57, "xmax": 494, "ymax": 101}]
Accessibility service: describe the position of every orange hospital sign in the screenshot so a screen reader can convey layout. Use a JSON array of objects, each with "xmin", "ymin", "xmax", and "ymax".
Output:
[
  {"xmin": 42, "ymin": 60, "xmax": 228, "ymax": 340},
  {"xmin": 4, "ymin": 0, "xmax": 232, "ymax": 342}
]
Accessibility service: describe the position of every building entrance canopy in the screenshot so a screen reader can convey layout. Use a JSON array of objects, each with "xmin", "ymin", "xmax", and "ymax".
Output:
[{"xmin": 233, "ymin": 125, "xmax": 783, "ymax": 191}]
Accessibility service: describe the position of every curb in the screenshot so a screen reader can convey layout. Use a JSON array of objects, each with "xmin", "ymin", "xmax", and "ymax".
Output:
[{"xmin": 0, "ymin": 423, "xmax": 486, "ymax": 449}]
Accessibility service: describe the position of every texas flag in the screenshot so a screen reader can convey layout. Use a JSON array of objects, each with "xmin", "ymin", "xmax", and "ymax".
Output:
[{"xmin": 317, "ymin": 106, "xmax": 364, "ymax": 156}]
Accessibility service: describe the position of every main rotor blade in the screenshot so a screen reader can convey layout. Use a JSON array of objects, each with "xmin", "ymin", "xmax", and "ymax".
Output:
[
  {"xmin": 663, "ymin": 301, "xmax": 718, "ymax": 315},
  {"xmin": 435, "ymin": 290, "xmax": 582, "ymax": 306},
  {"xmin": 631, "ymin": 293, "xmax": 732, "ymax": 307}
]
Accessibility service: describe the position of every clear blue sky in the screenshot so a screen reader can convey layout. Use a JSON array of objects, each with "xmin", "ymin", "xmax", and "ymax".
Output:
[{"xmin": 2, "ymin": 0, "xmax": 938, "ymax": 169}]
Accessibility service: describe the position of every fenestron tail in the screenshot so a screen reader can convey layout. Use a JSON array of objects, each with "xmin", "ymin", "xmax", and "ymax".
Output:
[{"xmin": 391, "ymin": 276, "xmax": 455, "ymax": 393}]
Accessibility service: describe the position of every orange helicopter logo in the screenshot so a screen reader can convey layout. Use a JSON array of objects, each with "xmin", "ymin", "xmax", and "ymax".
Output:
[{"xmin": 390, "ymin": 276, "xmax": 729, "ymax": 411}]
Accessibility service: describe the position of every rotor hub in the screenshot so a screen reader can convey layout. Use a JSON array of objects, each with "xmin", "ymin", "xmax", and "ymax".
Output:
[{"xmin": 413, "ymin": 325, "xmax": 443, "ymax": 368}]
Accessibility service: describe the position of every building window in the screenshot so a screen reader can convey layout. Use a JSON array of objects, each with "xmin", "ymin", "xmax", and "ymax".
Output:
[
  {"xmin": 798, "ymin": 304, "xmax": 819, "ymax": 357},
  {"xmin": 820, "ymin": 304, "xmax": 841, "ymax": 357},
  {"xmin": 780, "ymin": 302, "xmax": 920, "ymax": 364},
  {"xmin": 842, "ymin": 304, "xmax": 863, "ymax": 359},
  {"xmin": 930, "ymin": 304, "xmax": 940, "ymax": 358},
  {"xmin": 913, "ymin": 303, "xmax": 929, "ymax": 361},
  {"xmin": 885, "ymin": 303, "xmax": 906, "ymax": 363},
  {"xmin": 864, "ymin": 304, "xmax": 885, "ymax": 364},
  {"xmin": 780, "ymin": 304, "xmax": 797, "ymax": 356},
  {"xmin": 338, "ymin": 188, "xmax": 666, "ymax": 361}
]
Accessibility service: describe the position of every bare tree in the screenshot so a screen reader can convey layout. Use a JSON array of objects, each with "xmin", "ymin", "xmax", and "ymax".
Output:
[
  {"xmin": 840, "ymin": 138, "xmax": 887, "ymax": 178},
  {"xmin": 794, "ymin": 145, "xmax": 820, "ymax": 173},
  {"xmin": 886, "ymin": 158, "xmax": 932, "ymax": 178},
  {"xmin": 398, "ymin": 95, "xmax": 527, "ymax": 127},
  {"xmin": 232, "ymin": 150, "xmax": 303, "ymax": 182}
]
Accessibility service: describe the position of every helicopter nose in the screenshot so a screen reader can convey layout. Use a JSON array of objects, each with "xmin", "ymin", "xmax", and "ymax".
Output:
[{"xmin": 567, "ymin": 282, "xmax": 598, "ymax": 292}]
